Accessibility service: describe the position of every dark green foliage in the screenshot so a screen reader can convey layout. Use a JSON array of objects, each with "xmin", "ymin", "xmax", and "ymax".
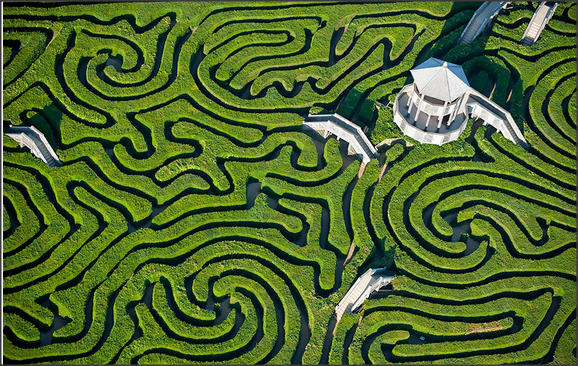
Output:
[
  {"xmin": 384, "ymin": 143, "xmax": 404, "ymax": 163},
  {"xmin": 369, "ymin": 107, "xmax": 400, "ymax": 145}
]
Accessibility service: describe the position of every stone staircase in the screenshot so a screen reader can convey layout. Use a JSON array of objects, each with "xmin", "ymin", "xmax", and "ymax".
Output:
[
  {"xmin": 31, "ymin": 133, "xmax": 58, "ymax": 167},
  {"xmin": 459, "ymin": 19, "xmax": 482, "ymax": 45},
  {"xmin": 458, "ymin": 2, "xmax": 510, "ymax": 45},
  {"xmin": 522, "ymin": 20, "xmax": 543, "ymax": 45},
  {"xmin": 521, "ymin": 2, "xmax": 558, "ymax": 46}
]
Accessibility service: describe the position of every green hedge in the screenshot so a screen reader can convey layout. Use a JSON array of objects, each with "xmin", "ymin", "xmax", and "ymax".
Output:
[
  {"xmin": 434, "ymin": 190, "xmax": 575, "ymax": 256},
  {"xmin": 528, "ymin": 62, "xmax": 576, "ymax": 161},
  {"xmin": 369, "ymin": 107, "xmax": 402, "ymax": 144},
  {"xmin": 329, "ymin": 312, "xmax": 361, "ymax": 364},
  {"xmin": 261, "ymin": 147, "xmax": 359, "ymax": 256},
  {"xmin": 3, "ymin": 30, "xmax": 49, "ymax": 86},
  {"xmin": 412, "ymin": 172, "xmax": 574, "ymax": 250},
  {"xmin": 3, "ymin": 203, "xmax": 12, "ymax": 232},
  {"xmin": 347, "ymin": 275, "xmax": 575, "ymax": 364},
  {"xmin": 462, "ymin": 56, "xmax": 510, "ymax": 108},
  {"xmin": 4, "ymin": 150, "xmax": 152, "ymax": 222},
  {"xmin": 547, "ymin": 77, "xmax": 577, "ymax": 143},
  {"xmin": 488, "ymin": 128, "xmax": 576, "ymax": 191},
  {"xmin": 152, "ymin": 136, "xmax": 338, "ymax": 226},
  {"xmin": 3, "ymin": 167, "xmax": 70, "ymax": 274},
  {"xmin": 2, "ymin": 183, "xmax": 41, "ymax": 255}
]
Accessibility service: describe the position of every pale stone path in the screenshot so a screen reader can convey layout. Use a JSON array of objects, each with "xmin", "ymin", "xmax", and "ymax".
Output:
[
  {"xmin": 344, "ymin": 241, "xmax": 356, "ymax": 265},
  {"xmin": 378, "ymin": 162, "xmax": 388, "ymax": 182},
  {"xmin": 357, "ymin": 163, "xmax": 366, "ymax": 179}
]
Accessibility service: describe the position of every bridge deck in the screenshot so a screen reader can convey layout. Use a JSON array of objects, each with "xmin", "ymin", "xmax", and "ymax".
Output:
[
  {"xmin": 335, "ymin": 267, "xmax": 395, "ymax": 322},
  {"xmin": 303, "ymin": 113, "xmax": 378, "ymax": 164},
  {"xmin": 522, "ymin": 2, "xmax": 558, "ymax": 46}
]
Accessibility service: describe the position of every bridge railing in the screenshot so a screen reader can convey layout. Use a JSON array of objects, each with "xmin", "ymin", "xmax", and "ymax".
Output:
[
  {"xmin": 349, "ymin": 273, "xmax": 394, "ymax": 313},
  {"xmin": 458, "ymin": 1, "xmax": 509, "ymax": 44},
  {"xmin": 335, "ymin": 267, "xmax": 394, "ymax": 321},
  {"xmin": 466, "ymin": 89, "xmax": 528, "ymax": 149}
]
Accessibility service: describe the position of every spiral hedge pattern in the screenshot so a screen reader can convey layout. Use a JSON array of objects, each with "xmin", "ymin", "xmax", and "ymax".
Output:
[{"xmin": 3, "ymin": 2, "xmax": 576, "ymax": 364}]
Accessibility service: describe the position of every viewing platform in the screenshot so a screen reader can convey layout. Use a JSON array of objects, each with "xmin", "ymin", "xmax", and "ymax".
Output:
[
  {"xmin": 393, "ymin": 57, "xmax": 528, "ymax": 149},
  {"xmin": 394, "ymin": 84, "xmax": 469, "ymax": 146}
]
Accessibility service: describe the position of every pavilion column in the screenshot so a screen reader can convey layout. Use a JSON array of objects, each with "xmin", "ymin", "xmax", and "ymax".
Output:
[
  {"xmin": 441, "ymin": 100, "xmax": 448, "ymax": 119},
  {"xmin": 424, "ymin": 113, "xmax": 432, "ymax": 130},
  {"xmin": 413, "ymin": 94, "xmax": 425, "ymax": 123},
  {"xmin": 407, "ymin": 89, "xmax": 416, "ymax": 116},
  {"xmin": 406, "ymin": 87, "xmax": 413, "ymax": 107},
  {"xmin": 449, "ymin": 94, "xmax": 462, "ymax": 125},
  {"xmin": 448, "ymin": 102, "xmax": 456, "ymax": 124}
]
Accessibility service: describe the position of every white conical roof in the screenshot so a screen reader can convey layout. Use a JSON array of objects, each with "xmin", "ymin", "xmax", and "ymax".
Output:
[{"xmin": 410, "ymin": 58, "xmax": 470, "ymax": 102}]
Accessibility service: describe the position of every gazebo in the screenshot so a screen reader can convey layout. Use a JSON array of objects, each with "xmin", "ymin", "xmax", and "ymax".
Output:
[
  {"xmin": 392, "ymin": 57, "xmax": 528, "ymax": 148},
  {"xmin": 407, "ymin": 57, "xmax": 471, "ymax": 130}
]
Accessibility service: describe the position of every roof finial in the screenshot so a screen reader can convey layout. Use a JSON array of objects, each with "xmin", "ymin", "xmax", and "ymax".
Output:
[{"xmin": 443, "ymin": 61, "xmax": 448, "ymax": 68}]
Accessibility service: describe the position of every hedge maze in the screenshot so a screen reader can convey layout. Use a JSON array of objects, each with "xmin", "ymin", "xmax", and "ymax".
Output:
[{"xmin": 3, "ymin": 1, "xmax": 576, "ymax": 364}]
